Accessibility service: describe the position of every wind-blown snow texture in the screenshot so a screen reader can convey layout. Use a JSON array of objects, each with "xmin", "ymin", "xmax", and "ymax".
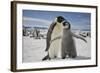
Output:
[{"xmin": 22, "ymin": 36, "xmax": 91, "ymax": 63}]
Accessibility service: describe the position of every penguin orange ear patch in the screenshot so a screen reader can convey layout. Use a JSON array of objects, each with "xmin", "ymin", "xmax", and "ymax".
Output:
[{"xmin": 11, "ymin": 1, "xmax": 97, "ymax": 72}]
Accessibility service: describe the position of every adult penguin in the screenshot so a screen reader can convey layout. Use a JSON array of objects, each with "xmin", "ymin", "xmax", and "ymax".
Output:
[{"xmin": 42, "ymin": 16, "xmax": 87, "ymax": 60}]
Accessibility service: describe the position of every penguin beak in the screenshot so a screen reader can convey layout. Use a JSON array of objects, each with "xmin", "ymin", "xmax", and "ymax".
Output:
[{"xmin": 62, "ymin": 20, "xmax": 66, "ymax": 24}]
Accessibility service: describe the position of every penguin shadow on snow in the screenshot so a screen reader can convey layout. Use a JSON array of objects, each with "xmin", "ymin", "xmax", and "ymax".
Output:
[{"xmin": 42, "ymin": 16, "xmax": 88, "ymax": 61}]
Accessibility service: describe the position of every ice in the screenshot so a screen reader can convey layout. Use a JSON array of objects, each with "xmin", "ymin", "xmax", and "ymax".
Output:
[{"xmin": 22, "ymin": 36, "xmax": 91, "ymax": 63}]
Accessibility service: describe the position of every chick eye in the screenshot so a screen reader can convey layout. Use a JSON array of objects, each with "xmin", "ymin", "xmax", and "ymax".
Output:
[
  {"xmin": 63, "ymin": 22, "xmax": 67, "ymax": 26},
  {"xmin": 63, "ymin": 23, "xmax": 66, "ymax": 26}
]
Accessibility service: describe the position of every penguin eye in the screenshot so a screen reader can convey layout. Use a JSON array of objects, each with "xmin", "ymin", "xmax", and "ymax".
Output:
[
  {"xmin": 63, "ymin": 22, "xmax": 67, "ymax": 26},
  {"xmin": 63, "ymin": 23, "xmax": 65, "ymax": 26}
]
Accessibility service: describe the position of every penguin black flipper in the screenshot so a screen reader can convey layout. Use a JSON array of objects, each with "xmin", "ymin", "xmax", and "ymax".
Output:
[{"xmin": 45, "ymin": 22, "xmax": 56, "ymax": 51}]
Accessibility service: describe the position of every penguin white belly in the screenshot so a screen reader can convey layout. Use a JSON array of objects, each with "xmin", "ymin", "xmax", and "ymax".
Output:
[{"xmin": 48, "ymin": 23, "xmax": 63, "ymax": 59}]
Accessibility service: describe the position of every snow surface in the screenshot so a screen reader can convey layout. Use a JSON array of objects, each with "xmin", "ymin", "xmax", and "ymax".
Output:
[{"xmin": 22, "ymin": 36, "xmax": 91, "ymax": 63}]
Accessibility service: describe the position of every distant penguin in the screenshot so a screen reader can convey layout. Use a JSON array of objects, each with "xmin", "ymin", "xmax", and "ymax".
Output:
[{"xmin": 42, "ymin": 16, "xmax": 87, "ymax": 60}]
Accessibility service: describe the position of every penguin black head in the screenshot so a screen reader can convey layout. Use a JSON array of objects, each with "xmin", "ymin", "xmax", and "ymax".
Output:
[
  {"xmin": 56, "ymin": 16, "xmax": 65, "ymax": 23},
  {"xmin": 56, "ymin": 16, "xmax": 71, "ymax": 29}
]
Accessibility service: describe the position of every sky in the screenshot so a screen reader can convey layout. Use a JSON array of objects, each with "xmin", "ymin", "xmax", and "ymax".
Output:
[{"xmin": 22, "ymin": 10, "xmax": 91, "ymax": 31}]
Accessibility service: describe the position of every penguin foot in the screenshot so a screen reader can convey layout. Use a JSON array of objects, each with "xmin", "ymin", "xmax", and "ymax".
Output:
[
  {"xmin": 62, "ymin": 56, "xmax": 66, "ymax": 59},
  {"xmin": 70, "ymin": 55, "xmax": 77, "ymax": 58},
  {"xmin": 42, "ymin": 54, "xmax": 49, "ymax": 61}
]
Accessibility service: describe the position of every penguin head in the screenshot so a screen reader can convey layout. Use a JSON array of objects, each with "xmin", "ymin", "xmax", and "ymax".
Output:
[
  {"xmin": 56, "ymin": 16, "xmax": 65, "ymax": 23},
  {"xmin": 62, "ymin": 21, "xmax": 70, "ymax": 29},
  {"xmin": 57, "ymin": 16, "xmax": 70, "ymax": 28},
  {"xmin": 55, "ymin": 16, "xmax": 71, "ymax": 29}
]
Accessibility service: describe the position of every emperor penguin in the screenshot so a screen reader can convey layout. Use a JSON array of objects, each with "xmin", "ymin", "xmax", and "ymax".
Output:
[{"xmin": 42, "ymin": 16, "xmax": 87, "ymax": 60}]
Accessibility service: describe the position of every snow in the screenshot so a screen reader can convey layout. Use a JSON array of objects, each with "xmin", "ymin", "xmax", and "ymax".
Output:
[{"xmin": 22, "ymin": 36, "xmax": 91, "ymax": 63}]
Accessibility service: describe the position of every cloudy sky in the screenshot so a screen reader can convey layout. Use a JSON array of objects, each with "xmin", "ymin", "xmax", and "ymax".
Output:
[{"xmin": 22, "ymin": 10, "xmax": 91, "ymax": 31}]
